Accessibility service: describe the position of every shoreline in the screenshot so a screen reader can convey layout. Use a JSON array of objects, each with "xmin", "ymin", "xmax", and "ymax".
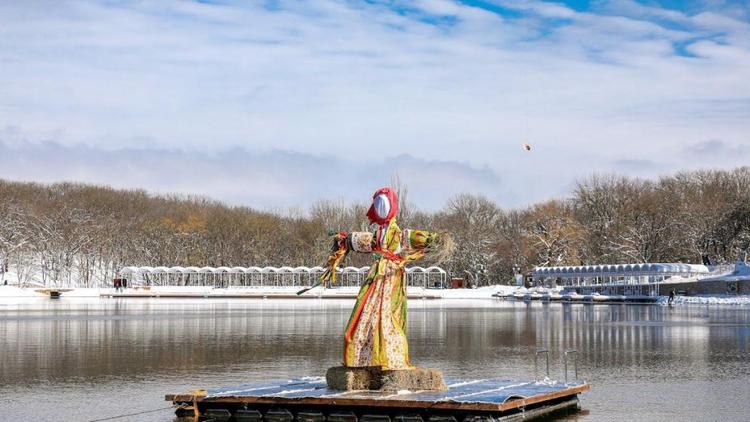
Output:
[
  {"xmin": 0, "ymin": 285, "xmax": 509, "ymax": 300},
  {"xmin": 2, "ymin": 285, "xmax": 749, "ymax": 305}
]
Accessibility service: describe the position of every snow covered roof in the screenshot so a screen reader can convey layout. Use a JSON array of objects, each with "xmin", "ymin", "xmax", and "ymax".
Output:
[
  {"xmin": 699, "ymin": 260, "xmax": 750, "ymax": 282},
  {"xmin": 532, "ymin": 263, "xmax": 710, "ymax": 277},
  {"xmin": 119, "ymin": 265, "xmax": 446, "ymax": 275}
]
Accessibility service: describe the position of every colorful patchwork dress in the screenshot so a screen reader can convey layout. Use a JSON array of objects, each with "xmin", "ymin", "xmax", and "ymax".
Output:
[{"xmin": 323, "ymin": 218, "xmax": 437, "ymax": 370}]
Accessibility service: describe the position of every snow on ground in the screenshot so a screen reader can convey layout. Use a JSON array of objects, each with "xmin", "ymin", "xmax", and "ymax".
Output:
[
  {"xmin": 0, "ymin": 284, "xmax": 550, "ymax": 301},
  {"xmin": 3, "ymin": 283, "xmax": 747, "ymax": 305},
  {"xmin": 0, "ymin": 285, "xmax": 515, "ymax": 299},
  {"xmin": 0, "ymin": 285, "xmax": 42, "ymax": 297},
  {"xmin": 0, "ymin": 270, "xmax": 21, "ymax": 285},
  {"xmin": 432, "ymin": 285, "xmax": 513, "ymax": 299}
]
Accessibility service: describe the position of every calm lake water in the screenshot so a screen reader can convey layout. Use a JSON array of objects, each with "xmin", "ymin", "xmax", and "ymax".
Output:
[{"xmin": 1, "ymin": 298, "xmax": 749, "ymax": 421}]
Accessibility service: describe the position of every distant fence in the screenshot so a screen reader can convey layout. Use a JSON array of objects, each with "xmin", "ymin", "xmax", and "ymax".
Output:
[{"xmin": 118, "ymin": 265, "xmax": 448, "ymax": 289}]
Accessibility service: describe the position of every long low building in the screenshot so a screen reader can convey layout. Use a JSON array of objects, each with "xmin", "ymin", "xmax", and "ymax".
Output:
[
  {"xmin": 532, "ymin": 263, "xmax": 711, "ymax": 287},
  {"xmin": 118, "ymin": 265, "xmax": 448, "ymax": 289}
]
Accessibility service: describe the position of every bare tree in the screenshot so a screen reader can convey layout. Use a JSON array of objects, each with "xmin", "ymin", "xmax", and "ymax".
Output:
[{"xmin": 1, "ymin": 166, "xmax": 749, "ymax": 288}]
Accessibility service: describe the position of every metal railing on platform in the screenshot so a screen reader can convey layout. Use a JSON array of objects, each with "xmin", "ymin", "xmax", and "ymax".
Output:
[
  {"xmin": 534, "ymin": 349, "xmax": 549, "ymax": 381},
  {"xmin": 563, "ymin": 350, "xmax": 578, "ymax": 384},
  {"xmin": 534, "ymin": 348, "xmax": 581, "ymax": 384}
]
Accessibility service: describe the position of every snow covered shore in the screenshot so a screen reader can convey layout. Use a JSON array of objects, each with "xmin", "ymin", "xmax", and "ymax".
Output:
[
  {"xmin": 3, "ymin": 284, "xmax": 748, "ymax": 305},
  {"xmin": 0, "ymin": 286, "xmax": 40, "ymax": 297},
  {"xmin": 0, "ymin": 285, "xmax": 515, "ymax": 300}
]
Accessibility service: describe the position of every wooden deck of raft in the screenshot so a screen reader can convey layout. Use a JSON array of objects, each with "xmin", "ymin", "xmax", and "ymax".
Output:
[{"xmin": 166, "ymin": 377, "xmax": 590, "ymax": 420}]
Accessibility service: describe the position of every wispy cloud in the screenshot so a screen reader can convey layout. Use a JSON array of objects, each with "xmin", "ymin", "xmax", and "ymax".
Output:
[
  {"xmin": 613, "ymin": 158, "xmax": 660, "ymax": 172},
  {"xmin": 0, "ymin": 1, "xmax": 748, "ymax": 208},
  {"xmin": 0, "ymin": 139, "xmax": 507, "ymax": 211},
  {"xmin": 683, "ymin": 139, "xmax": 749, "ymax": 158}
]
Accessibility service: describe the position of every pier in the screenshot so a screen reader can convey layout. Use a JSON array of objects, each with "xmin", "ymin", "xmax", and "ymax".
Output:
[
  {"xmin": 493, "ymin": 291, "xmax": 657, "ymax": 304},
  {"xmin": 34, "ymin": 288, "xmax": 73, "ymax": 299}
]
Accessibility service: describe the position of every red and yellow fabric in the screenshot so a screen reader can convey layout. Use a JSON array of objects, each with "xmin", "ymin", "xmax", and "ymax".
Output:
[{"xmin": 323, "ymin": 217, "xmax": 437, "ymax": 370}]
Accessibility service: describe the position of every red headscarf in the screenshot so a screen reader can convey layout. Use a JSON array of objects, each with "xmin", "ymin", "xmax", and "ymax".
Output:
[{"xmin": 366, "ymin": 187, "xmax": 398, "ymax": 226}]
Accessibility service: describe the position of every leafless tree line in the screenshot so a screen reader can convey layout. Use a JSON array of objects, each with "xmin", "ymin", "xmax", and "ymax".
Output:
[{"xmin": 1, "ymin": 166, "xmax": 749, "ymax": 287}]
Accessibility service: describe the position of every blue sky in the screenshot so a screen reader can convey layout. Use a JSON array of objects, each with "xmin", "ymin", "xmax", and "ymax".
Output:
[{"xmin": 0, "ymin": 0, "xmax": 748, "ymax": 211}]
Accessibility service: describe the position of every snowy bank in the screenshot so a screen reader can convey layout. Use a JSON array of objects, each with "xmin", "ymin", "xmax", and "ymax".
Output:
[
  {"xmin": 0, "ymin": 285, "xmax": 43, "ymax": 297},
  {"xmin": 5, "ymin": 283, "xmax": 746, "ymax": 305},
  {"xmin": 0, "ymin": 285, "xmax": 518, "ymax": 300}
]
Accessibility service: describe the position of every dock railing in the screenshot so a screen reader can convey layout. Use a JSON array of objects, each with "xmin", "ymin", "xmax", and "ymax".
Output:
[
  {"xmin": 563, "ymin": 350, "xmax": 579, "ymax": 384},
  {"xmin": 534, "ymin": 348, "xmax": 581, "ymax": 384},
  {"xmin": 534, "ymin": 349, "xmax": 549, "ymax": 381}
]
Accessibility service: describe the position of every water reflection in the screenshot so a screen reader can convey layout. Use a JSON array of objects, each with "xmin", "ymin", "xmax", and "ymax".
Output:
[{"xmin": 1, "ymin": 299, "xmax": 748, "ymax": 421}]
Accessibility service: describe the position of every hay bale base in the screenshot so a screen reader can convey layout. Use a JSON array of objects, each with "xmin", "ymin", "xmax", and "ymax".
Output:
[{"xmin": 325, "ymin": 366, "xmax": 447, "ymax": 392}]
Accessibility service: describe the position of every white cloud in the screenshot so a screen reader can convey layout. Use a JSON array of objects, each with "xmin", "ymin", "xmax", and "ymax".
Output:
[
  {"xmin": 0, "ymin": 0, "xmax": 748, "ymax": 208},
  {"xmin": 0, "ymin": 139, "xmax": 508, "ymax": 211}
]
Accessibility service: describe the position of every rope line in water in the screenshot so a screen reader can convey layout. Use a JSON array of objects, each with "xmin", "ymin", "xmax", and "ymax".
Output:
[{"xmin": 86, "ymin": 405, "xmax": 175, "ymax": 422}]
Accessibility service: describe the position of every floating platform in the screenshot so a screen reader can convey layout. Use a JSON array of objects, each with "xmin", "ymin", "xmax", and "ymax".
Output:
[
  {"xmin": 166, "ymin": 377, "xmax": 589, "ymax": 421},
  {"xmin": 34, "ymin": 288, "xmax": 74, "ymax": 299},
  {"xmin": 561, "ymin": 294, "xmax": 656, "ymax": 304}
]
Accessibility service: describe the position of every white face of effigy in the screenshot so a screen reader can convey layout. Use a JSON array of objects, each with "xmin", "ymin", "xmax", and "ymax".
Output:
[{"xmin": 373, "ymin": 194, "xmax": 390, "ymax": 220}]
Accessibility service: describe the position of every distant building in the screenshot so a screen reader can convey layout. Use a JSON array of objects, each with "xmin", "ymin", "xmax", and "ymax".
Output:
[
  {"xmin": 533, "ymin": 263, "xmax": 710, "ymax": 287},
  {"xmin": 528, "ymin": 260, "xmax": 750, "ymax": 297}
]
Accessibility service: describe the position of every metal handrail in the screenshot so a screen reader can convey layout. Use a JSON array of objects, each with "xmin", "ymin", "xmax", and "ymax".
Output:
[
  {"xmin": 563, "ymin": 350, "xmax": 578, "ymax": 383},
  {"xmin": 534, "ymin": 349, "xmax": 549, "ymax": 381}
]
